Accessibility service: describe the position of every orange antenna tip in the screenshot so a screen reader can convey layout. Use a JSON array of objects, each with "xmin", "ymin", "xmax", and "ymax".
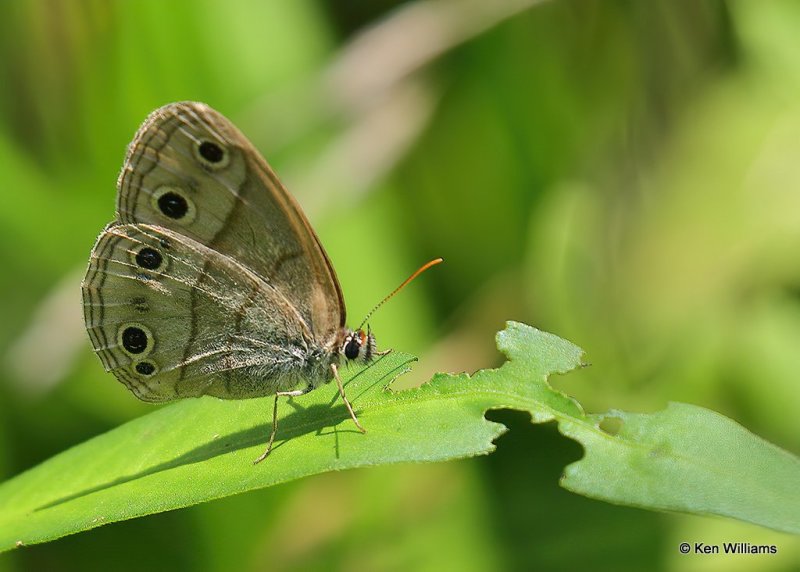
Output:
[{"xmin": 357, "ymin": 257, "xmax": 442, "ymax": 331}]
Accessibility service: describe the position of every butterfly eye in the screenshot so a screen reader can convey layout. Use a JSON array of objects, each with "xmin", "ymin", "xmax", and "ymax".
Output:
[
  {"xmin": 344, "ymin": 335, "xmax": 361, "ymax": 360},
  {"xmin": 151, "ymin": 186, "xmax": 197, "ymax": 225},
  {"xmin": 194, "ymin": 139, "xmax": 229, "ymax": 169},
  {"xmin": 117, "ymin": 323, "xmax": 154, "ymax": 358}
]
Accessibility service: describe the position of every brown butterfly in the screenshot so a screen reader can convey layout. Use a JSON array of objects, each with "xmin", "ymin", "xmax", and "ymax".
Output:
[{"xmin": 82, "ymin": 102, "xmax": 440, "ymax": 462}]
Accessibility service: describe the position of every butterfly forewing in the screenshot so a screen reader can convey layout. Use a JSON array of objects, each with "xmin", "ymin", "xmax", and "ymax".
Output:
[{"xmin": 115, "ymin": 102, "xmax": 344, "ymax": 343}]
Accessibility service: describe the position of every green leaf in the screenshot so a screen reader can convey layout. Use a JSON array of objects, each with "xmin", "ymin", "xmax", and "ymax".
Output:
[
  {"xmin": 562, "ymin": 403, "xmax": 800, "ymax": 534},
  {"xmin": 1, "ymin": 322, "xmax": 798, "ymax": 552}
]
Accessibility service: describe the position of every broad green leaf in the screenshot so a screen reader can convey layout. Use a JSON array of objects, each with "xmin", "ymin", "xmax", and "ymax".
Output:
[
  {"xmin": 561, "ymin": 403, "xmax": 800, "ymax": 533},
  {"xmin": 1, "ymin": 322, "xmax": 798, "ymax": 552}
]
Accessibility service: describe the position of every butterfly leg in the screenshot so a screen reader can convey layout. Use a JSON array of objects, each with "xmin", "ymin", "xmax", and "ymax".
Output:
[
  {"xmin": 331, "ymin": 363, "xmax": 366, "ymax": 434},
  {"xmin": 254, "ymin": 389, "xmax": 305, "ymax": 464}
]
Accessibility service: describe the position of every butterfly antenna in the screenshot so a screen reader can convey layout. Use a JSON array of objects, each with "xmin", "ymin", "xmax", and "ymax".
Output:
[{"xmin": 357, "ymin": 258, "xmax": 443, "ymax": 331}]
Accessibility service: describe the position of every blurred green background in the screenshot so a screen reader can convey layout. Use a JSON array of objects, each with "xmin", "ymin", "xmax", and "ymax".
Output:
[{"xmin": 1, "ymin": 0, "xmax": 799, "ymax": 570}]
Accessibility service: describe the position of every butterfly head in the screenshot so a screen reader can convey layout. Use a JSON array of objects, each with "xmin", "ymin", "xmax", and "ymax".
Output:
[
  {"xmin": 340, "ymin": 327, "xmax": 377, "ymax": 363},
  {"xmin": 335, "ymin": 258, "xmax": 442, "ymax": 367}
]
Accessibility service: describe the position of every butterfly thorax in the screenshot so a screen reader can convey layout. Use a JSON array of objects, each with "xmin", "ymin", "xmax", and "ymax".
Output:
[{"xmin": 273, "ymin": 328, "xmax": 376, "ymax": 395}]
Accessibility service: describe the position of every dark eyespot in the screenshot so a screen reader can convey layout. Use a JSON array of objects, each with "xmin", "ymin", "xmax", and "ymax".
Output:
[
  {"xmin": 135, "ymin": 247, "xmax": 162, "ymax": 270},
  {"xmin": 122, "ymin": 326, "xmax": 148, "ymax": 354},
  {"xmin": 157, "ymin": 192, "xmax": 188, "ymax": 219},
  {"xmin": 198, "ymin": 140, "xmax": 225, "ymax": 164},
  {"xmin": 135, "ymin": 362, "xmax": 156, "ymax": 376},
  {"xmin": 344, "ymin": 337, "xmax": 361, "ymax": 360}
]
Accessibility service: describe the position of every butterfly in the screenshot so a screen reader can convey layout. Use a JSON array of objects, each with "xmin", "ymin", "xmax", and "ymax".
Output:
[{"xmin": 81, "ymin": 102, "xmax": 440, "ymax": 463}]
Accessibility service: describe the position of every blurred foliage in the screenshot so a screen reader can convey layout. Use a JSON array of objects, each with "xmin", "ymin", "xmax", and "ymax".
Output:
[{"xmin": 1, "ymin": 0, "xmax": 799, "ymax": 570}]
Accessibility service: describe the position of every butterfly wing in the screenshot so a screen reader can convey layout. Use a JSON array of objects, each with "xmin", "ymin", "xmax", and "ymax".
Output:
[
  {"xmin": 115, "ymin": 101, "xmax": 344, "ymax": 344},
  {"xmin": 82, "ymin": 224, "xmax": 329, "ymax": 401}
]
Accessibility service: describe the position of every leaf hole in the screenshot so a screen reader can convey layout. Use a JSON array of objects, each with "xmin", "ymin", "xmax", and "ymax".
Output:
[{"xmin": 598, "ymin": 416, "xmax": 622, "ymax": 435}]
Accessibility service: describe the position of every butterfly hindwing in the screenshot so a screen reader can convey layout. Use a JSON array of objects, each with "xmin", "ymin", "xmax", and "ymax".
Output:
[{"xmin": 82, "ymin": 223, "xmax": 318, "ymax": 401}]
